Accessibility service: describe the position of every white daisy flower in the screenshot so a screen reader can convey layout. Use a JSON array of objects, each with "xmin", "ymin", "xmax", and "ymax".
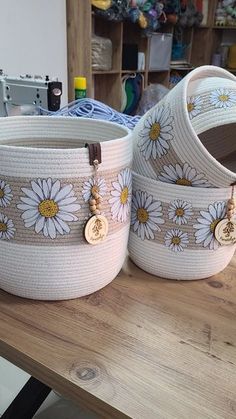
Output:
[
  {"xmin": 138, "ymin": 106, "xmax": 173, "ymax": 160},
  {"xmin": 82, "ymin": 177, "xmax": 107, "ymax": 202},
  {"xmin": 131, "ymin": 190, "xmax": 164, "ymax": 240},
  {"xmin": 17, "ymin": 178, "xmax": 81, "ymax": 240},
  {"xmin": 0, "ymin": 213, "xmax": 15, "ymax": 240},
  {"xmin": 158, "ymin": 163, "xmax": 211, "ymax": 187},
  {"xmin": 168, "ymin": 199, "xmax": 193, "ymax": 225},
  {"xmin": 193, "ymin": 201, "xmax": 226, "ymax": 250},
  {"xmin": 109, "ymin": 168, "xmax": 132, "ymax": 223},
  {"xmin": 165, "ymin": 228, "xmax": 189, "ymax": 252},
  {"xmin": 210, "ymin": 88, "xmax": 236, "ymax": 109},
  {"xmin": 187, "ymin": 95, "xmax": 202, "ymax": 119},
  {"xmin": 0, "ymin": 179, "xmax": 13, "ymax": 208}
]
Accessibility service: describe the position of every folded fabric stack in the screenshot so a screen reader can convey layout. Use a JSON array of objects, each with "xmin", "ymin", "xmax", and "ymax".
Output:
[{"xmin": 129, "ymin": 65, "xmax": 236, "ymax": 280}]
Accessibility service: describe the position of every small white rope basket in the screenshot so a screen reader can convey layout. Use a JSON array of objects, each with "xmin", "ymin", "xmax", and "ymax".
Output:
[
  {"xmin": 128, "ymin": 171, "xmax": 236, "ymax": 280},
  {"xmin": 0, "ymin": 116, "xmax": 132, "ymax": 300}
]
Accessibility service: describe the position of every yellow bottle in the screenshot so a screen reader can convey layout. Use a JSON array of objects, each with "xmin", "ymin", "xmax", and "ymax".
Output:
[
  {"xmin": 228, "ymin": 45, "xmax": 236, "ymax": 69},
  {"xmin": 74, "ymin": 77, "xmax": 87, "ymax": 99}
]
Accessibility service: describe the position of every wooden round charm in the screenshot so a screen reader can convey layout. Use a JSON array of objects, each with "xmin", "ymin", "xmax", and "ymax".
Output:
[
  {"xmin": 84, "ymin": 214, "xmax": 109, "ymax": 245},
  {"xmin": 214, "ymin": 219, "xmax": 236, "ymax": 246}
]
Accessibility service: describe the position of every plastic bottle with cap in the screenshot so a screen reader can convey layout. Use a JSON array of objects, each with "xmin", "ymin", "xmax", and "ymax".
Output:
[{"xmin": 74, "ymin": 77, "xmax": 87, "ymax": 99}]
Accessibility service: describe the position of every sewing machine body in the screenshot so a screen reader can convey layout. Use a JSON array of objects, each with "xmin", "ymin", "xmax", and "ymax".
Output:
[{"xmin": 0, "ymin": 72, "xmax": 62, "ymax": 116}]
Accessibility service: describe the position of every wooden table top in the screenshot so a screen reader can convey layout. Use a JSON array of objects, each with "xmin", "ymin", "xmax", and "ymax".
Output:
[{"xmin": 0, "ymin": 257, "xmax": 236, "ymax": 419}]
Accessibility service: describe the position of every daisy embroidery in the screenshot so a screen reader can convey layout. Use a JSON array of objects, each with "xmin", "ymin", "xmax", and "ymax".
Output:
[
  {"xmin": 0, "ymin": 179, "xmax": 13, "ymax": 208},
  {"xmin": 193, "ymin": 201, "xmax": 226, "ymax": 250},
  {"xmin": 17, "ymin": 178, "xmax": 81, "ymax": 239},
  {"xmin": 165, "ymin": 229, "xmax": 189, "ymax": 252},
  {"xmin": 187, "ymin": 95, "xmax": 202, "ymax": 119},
  {"xmin": 210, "ymin": 88, "xmax": 236, "ymax": 109},
  {"xmin": 138, "ymin": 106, "xmax": 173, "ymax": 160},
  {"xmin": 168, "ymin": 199, "xmax": 193, "ymax": 225},
  {"xmin": 158, "ymin": 163, "xmax": 211, "ymax": 187},
  {"xmin": 109, "ymin": 168, "xmax": 132, "ymax": 223},
  {"xmin": 82, "ymin": 177, "xmax": 107, "ymax": 203},
  {"xmin": 0, "ymin": 213, "xmax": 15, "ymax": 240},
  {"xmin": 131, "ymin": 190, "xmax": 164, "ymax": 240}
]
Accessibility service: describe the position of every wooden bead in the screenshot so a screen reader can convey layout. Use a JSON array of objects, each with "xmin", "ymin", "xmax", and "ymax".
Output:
[
  {"xmin": 89, "ymin": 198, "xmax": 96, "ymax": 206},
  {"xmin": 93, "ymin": 192, "xmax": 100, "ymax": 200},
  {"xmin": 227, "ymin": 203, "xmax": 235, "ymax": 211},
  {"xmin": 96, "ymin": 197, "xmax": 102, "ymax": 203},
  {"xmin": 90, "ymin": 205, "xmax": 97, "ymax": 212},
  {"xmin": 94, "ymin": 209, "xmax": 100, "ymax": 215},
  {"xmin": 228, "ymin": 198, "xmax": 235, "ymax": 206},
  {"xmin": 96, "ymin": 204, "xmax": 102, "ymax": 210}
]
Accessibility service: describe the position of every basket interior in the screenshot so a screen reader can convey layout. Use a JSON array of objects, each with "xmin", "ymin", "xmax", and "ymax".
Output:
[
  {"xmin": 199, "ymin": 124, "xmax": 236, "ymax": 172},
  {"xmin": 0, "ymin": 117, "xmax": 129, "ymax": 149}
]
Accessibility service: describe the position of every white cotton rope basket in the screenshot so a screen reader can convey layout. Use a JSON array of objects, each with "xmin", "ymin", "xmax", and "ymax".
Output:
[
  {"xmin": 0, "ymin": 116, "xmax": 132, "ymax": 300},
  {"xmin": 128, "ymin": 171, "xmax": 236, "ymax": 280},
  {"xmin": 133, "ymin": 65, "xmax": 236, "ymax": 188}
]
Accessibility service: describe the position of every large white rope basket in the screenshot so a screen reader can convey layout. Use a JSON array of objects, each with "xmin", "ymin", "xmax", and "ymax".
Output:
[
  {"xmin": 0, "ymin": 116, "xmax": 132, "ymax": 300},
  {"xmin": 133, "ymin": 65, "xmax": 236, "ymax": 188},
  {"xmin": 128, "ymin": 171, "xmax": 236, "ymax": 280}
]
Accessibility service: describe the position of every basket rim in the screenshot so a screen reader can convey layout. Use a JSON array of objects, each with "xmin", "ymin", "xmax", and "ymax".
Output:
[
  {"xmin": 132, "ymin": 169, "xmax": 233, "ymax": 195},
  {"xmin": 179, "ymin": 65, "xmax": 236, "ymax": 179},
  {"xmin": 0, "ymin": 115, "xmax": 132, "ymax": 153}
]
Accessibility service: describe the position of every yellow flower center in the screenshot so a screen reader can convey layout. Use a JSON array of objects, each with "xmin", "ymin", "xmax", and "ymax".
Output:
[
  {"xmin": 219, "ymin": 94, "xmax": 229, "ymax": 102},
  {"xmin": 38, "ymin": 199, "xmax": 59, "ymax": 218},
  {"xmin": 176, "ymin": 178, "xmax": 192, "ymax": 186},
  {"xmin": 120, "ymin": 187, "xmax": 129, "ymax": 205},
  {"xmin": 172, "ymin": 236, "xmax": 181, "ymax": 245},
  {"xmin": 91, "ymin": 185, "xmax": 99, "ymax": 195},
  {"xmin": 137, "ymin": 208, "xmax": 149, "ymax": 223},
  {"xmin": 187, "ymin": 103, "xmax": 194, "ymax": 112},
  {"xmin": 210, "ymin": 219, "xmax": 220, "ymax": 233},
  {"xmin": 175, "ymin": 208, "xmax": 184, "ymax": 217},
  {"xmin": 0, "ymin": 222, "xmax": 7, "ymax": 232},
  {"xmin": 149, "ymin": 122, "xmax": 161, "ymax": 141},
  {"xmin": 0, "ymin": 189, "xmax": 4, "ymax": 199}
]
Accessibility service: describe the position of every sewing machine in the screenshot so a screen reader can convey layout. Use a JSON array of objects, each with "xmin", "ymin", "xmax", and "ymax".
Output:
[{"xmin": 0, "ymin": 70, "xmax": 62, "ymax": 116}]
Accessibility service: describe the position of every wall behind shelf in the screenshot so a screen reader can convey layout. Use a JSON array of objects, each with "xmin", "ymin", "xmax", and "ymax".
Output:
[{"xmin": 0, "ymin": 0, "xmax": 68, "ymax": 105}]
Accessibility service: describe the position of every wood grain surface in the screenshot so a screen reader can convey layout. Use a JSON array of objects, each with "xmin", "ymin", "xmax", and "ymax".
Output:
[
  {"xmin": 0, "ymin": 256, "xmax": 236, "ymax": 419},
  {"xmin": 66, "ymin": 0, "xmax": 92, "ymax": 101}
]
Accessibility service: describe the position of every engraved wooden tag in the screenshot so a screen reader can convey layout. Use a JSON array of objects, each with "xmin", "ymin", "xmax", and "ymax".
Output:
[
  {"xmin": 84, "ymin": 215, "xmax": 109, "ymax": 245},
  {"xmin": 214, "ymin": 219, "xmax": 236, "ymax": 245}
]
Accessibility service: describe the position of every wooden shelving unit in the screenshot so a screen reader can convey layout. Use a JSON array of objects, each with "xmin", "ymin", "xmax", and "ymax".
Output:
[
  {"xmin": 192, "ymin": 0, "xmax": 236, "ymax": 68},
  {"xmin": 66, "ymin": 0, "xmax": 173, "ymax": 110},
  {"xmin": 66, "ymin": 0, "xmax": 236, "ymax": 111}
]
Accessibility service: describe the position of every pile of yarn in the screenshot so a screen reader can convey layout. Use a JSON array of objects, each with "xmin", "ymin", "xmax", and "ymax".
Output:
[
  {"xmin": 92, "ymin": 1, "xmax": 202, "ymax": 35},
  {"xmin": 215, "ymin": 0, "xmax": 236, "ymax": 26},
  {"xmin": 128, "ymin": 1, "xmax": 167, "ymax": 33},
  {"xmin": 92, "ymin": 1, "xmax": 180, "ymax": 35}
]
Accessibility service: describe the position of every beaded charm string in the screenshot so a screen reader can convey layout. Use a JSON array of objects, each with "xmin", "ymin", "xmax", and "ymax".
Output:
[
  {"xmin": 88, "ymin": 159, "xmax": 102, "ymax": 217},
  {"xmin": 215, "ymin": 183, "xmax": 236, "ymax": 245},
  {"xmin": 226, "ymin": 185, "xmax": 235, "ymax": 221},
  {"xmin": 84, "ymin": 143, "xmax": 108, "ymax": 245}
]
